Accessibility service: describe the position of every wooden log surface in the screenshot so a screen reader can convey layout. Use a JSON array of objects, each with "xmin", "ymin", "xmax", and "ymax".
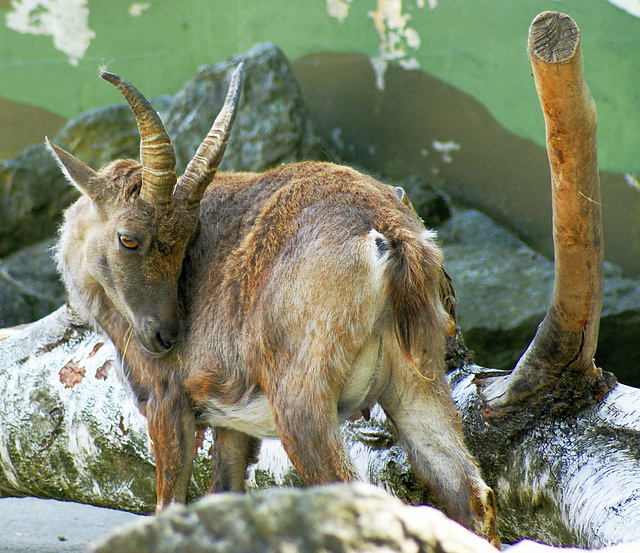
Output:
[
  {"xmin": 455, "ymin": 365, "xmax": 640, "ymax": 548},
  {"xmin": 480, "ymin": 12, "xmax": 609, "ymax": 414},
  {"xmin": 2, "ymin": 309, "xmax": 640, "ymax": 548}
]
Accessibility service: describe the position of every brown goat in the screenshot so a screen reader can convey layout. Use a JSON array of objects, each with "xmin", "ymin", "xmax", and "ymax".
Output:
[{"xmin": 50, "ymin": 64, "xmax": 498, "ymax": 544}]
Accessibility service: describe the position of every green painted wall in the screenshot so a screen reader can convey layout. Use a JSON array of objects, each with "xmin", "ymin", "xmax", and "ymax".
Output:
[
  {"xmin": 1, "ymin": 0, "xmax": 639, "ymax": 175},
  {"xmin": 2, "ymin": 1, "xmax": 640, "ymax": 276}
]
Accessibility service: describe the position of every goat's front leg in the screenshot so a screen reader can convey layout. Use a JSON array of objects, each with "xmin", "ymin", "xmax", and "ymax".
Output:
[
  {"xmin": 209, "ymin": 427, "xmax": 261, "ymax": 492},
  {"xmin": 267, "ymin": 371, "xmax": 360, "ymax": 484},
  {"xmin": 146, "ymin": 387, "xmax": 196, "ymax": 512}
]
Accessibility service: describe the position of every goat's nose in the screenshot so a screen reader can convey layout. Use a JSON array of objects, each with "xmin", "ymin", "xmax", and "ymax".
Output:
[{"xmin": 156, "ymin": 320, "xmax": 179, "ymax": 351}]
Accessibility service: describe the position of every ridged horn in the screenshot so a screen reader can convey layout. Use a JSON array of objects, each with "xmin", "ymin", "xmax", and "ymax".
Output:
[
  {"xmin": 100, "ymin": 71, "xmax": 177, "ymax": 208},
  {"xmin": 174, "ymin": 62, "xmax": 244, "ymax": 208}
]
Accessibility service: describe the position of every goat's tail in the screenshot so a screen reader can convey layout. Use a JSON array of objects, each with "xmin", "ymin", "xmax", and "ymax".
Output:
[{"xmin": 384, "ymin": 228, "xmax": 452, "ymax": 368}]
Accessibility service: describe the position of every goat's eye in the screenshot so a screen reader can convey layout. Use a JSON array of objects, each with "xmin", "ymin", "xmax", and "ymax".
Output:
[{"xmin": 118, "ymin": 235, "xmax": 139, "ymax": 249}]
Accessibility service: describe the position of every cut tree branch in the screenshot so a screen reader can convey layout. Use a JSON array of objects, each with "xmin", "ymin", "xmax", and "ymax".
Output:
[{"xmin": 479, "ymin": 11, "xmax": 611, "ymax": 414}]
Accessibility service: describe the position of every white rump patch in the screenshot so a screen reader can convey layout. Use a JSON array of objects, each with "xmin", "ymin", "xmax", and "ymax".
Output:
[
  {"xmin": 366, "ymin": 229, "xmax": 391, "ymax": 287},
  {"xmin": 367, "ymin": 229, "xmax": 390, "ymax": 260},
  {"xmin": 420, "ymin": 228, "xmax": 438, "ymax": 245}
]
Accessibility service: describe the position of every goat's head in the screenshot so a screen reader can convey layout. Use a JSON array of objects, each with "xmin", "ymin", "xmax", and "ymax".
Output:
[{"xmin": 50, "ymin": 64, "xmax": 243, "ymax": 357}]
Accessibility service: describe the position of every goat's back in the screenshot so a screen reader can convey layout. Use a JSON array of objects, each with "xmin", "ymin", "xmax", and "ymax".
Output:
[{"xmin": 181, "ymin": 162, "xmax": 448, "ymax": 400}]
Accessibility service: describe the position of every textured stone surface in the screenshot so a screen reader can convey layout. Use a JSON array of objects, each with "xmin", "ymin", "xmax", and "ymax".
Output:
[
  {"xmin": 0, "ymin": 144, "xmax": 76, "ymax": 259},
  {"xmin": 440, "ymin": 209, "xmax": 640, "ymax": 386},
  {"xmin": 0, "ymin": 237, "xmax": 66, "ymax": 328},
  {"xmin": 90, "ymin": 483, "xmax": 496, "ymax": 553},
  {"xmin": 166, "ymin": 42, "xmax": 325, "ymax": 176}
]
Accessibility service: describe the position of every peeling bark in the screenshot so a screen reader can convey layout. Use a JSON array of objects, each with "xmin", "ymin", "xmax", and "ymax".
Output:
[
  {"xmin": 451, "ymin": 363, "xmax": 640, "ymax": 548},
  {"xmin": 3, "ymin": 308, "xmax": 640, "ymax": 548}
]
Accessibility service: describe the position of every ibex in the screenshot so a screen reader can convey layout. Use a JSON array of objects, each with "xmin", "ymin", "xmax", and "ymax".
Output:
[{"xmin": 50, "ymin": 63, "xmax": 498, "ymax": 544}]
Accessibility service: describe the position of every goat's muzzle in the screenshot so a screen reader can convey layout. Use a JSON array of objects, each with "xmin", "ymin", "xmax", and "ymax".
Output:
[{"xmin": 137, "ymin": 316, "xmax": 180, "ymax": 357}]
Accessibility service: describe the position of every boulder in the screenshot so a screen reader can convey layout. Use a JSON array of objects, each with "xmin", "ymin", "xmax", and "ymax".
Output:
[
  {"xmin": 166, "ymin": 42, "xmax": 325, "ymax": 175},
  {"xmin": 439, "ymin": 209, "xmax": 640, "ymax": 387},
  {"xmin": 89, "ymin": 483, "xmax": 640, "ymax": 553},
  {"xmin": 0, "ymin": 144, "xmax": 76, "ymax": 259},
  {"xmin": 90, "ymin": 483, "xmax": 496, "ymax": 553},
  {"xmin": 0, "ymin": 237, "xmax": 66, "ymax": 328}
]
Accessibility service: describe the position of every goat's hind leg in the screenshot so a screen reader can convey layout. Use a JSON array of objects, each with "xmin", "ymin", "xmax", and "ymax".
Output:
[
  {"xmin": 267, "ymin": 369, "xmax": 360, "ymax": 485},
  {"xmin": 209, "ymin": 427, "xmax": 261, "ymax": 492},
  {"xmin": 379, "ymin": 372, "xmax": 499, "ymax": 546}
]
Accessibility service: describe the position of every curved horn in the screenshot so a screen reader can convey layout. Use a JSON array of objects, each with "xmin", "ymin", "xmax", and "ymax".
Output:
[
  {"xmin": 100, "ymin": 71, "xmax": 176, "ymax": 208},
  {"xmin": 174, "ymin": 62, "xmax": 244, "ymax": 208}
]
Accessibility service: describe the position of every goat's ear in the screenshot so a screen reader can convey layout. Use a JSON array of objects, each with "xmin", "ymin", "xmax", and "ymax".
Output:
[{"xmin": 46, "ymin": 138, "xmax": 104, "ymax": 200}]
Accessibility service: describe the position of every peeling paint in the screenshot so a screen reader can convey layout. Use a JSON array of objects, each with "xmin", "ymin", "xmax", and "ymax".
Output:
[
  {"xmin": 128, "ymin": 2, "xmax": 151, "ymax": 17},
  {"xmin": 5, "ymin": 0, "xmax": 95, "ymax": 66},
  {"xmin": 432, "ymin": 139, "xmax": 460, "ymax": 163},
  {"xmin": 326, "ymin": 0, "xmax": 353, "ymax": 23},
  {"xmin": 326, "ymin": 0, "xmax": 431, "ymax": 90},
  {"xmin": 606, "ymin": 0, "xmax": 640, "ymax": 18},
  {"xmin": 368, "ymin": 0, "xmax": 425, "ymax": 89},
  {"xmin": 398, "ymin": 56, "xmax": 420, "ymax": 70}
]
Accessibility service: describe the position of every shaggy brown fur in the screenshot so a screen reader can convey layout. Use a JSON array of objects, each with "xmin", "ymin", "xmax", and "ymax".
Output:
[{"xmin": 50, "ymin": 71, "xmax": 499, "ymax": 546}]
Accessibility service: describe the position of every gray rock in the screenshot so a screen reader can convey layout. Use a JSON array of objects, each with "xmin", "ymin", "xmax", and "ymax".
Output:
[
  {"xmin": 439, "ymin": 208, "xmax": 640, "ymax": 386},
  {"xmin": 0, "ymin": 237, "xmax": 66, "ymax": 327},
  {"xmin": 438, "ymin": 208, "xmax": 524, "ymax": 250},
  {"xmin": 90, "ymin": 483, "xmax": 496, "ymax": 553},
  {"xmin": 166, "ymin": 42, "xmax": 325, "ymax": 176},
  {"xmin": 0, "ymin": 144, "xmax": 76, "ymax": 259},
  {"xmin": 0, "ymin": 43, "xmax": 326, "ymax": 328},
  {"xmin": 440, "ymin": 209, "xmax": 553, "ymax": 371}
]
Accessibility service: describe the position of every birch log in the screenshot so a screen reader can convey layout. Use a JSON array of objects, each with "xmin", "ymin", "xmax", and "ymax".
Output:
[{"xmin": 2, "ymin": 310, "xmax": 640, "ymax": 549}]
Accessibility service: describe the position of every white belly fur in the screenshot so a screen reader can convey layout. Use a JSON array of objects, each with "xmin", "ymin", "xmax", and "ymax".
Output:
[{"xmin": 203, "ymin": 393, "xmax": 279, "ymax": 438}]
